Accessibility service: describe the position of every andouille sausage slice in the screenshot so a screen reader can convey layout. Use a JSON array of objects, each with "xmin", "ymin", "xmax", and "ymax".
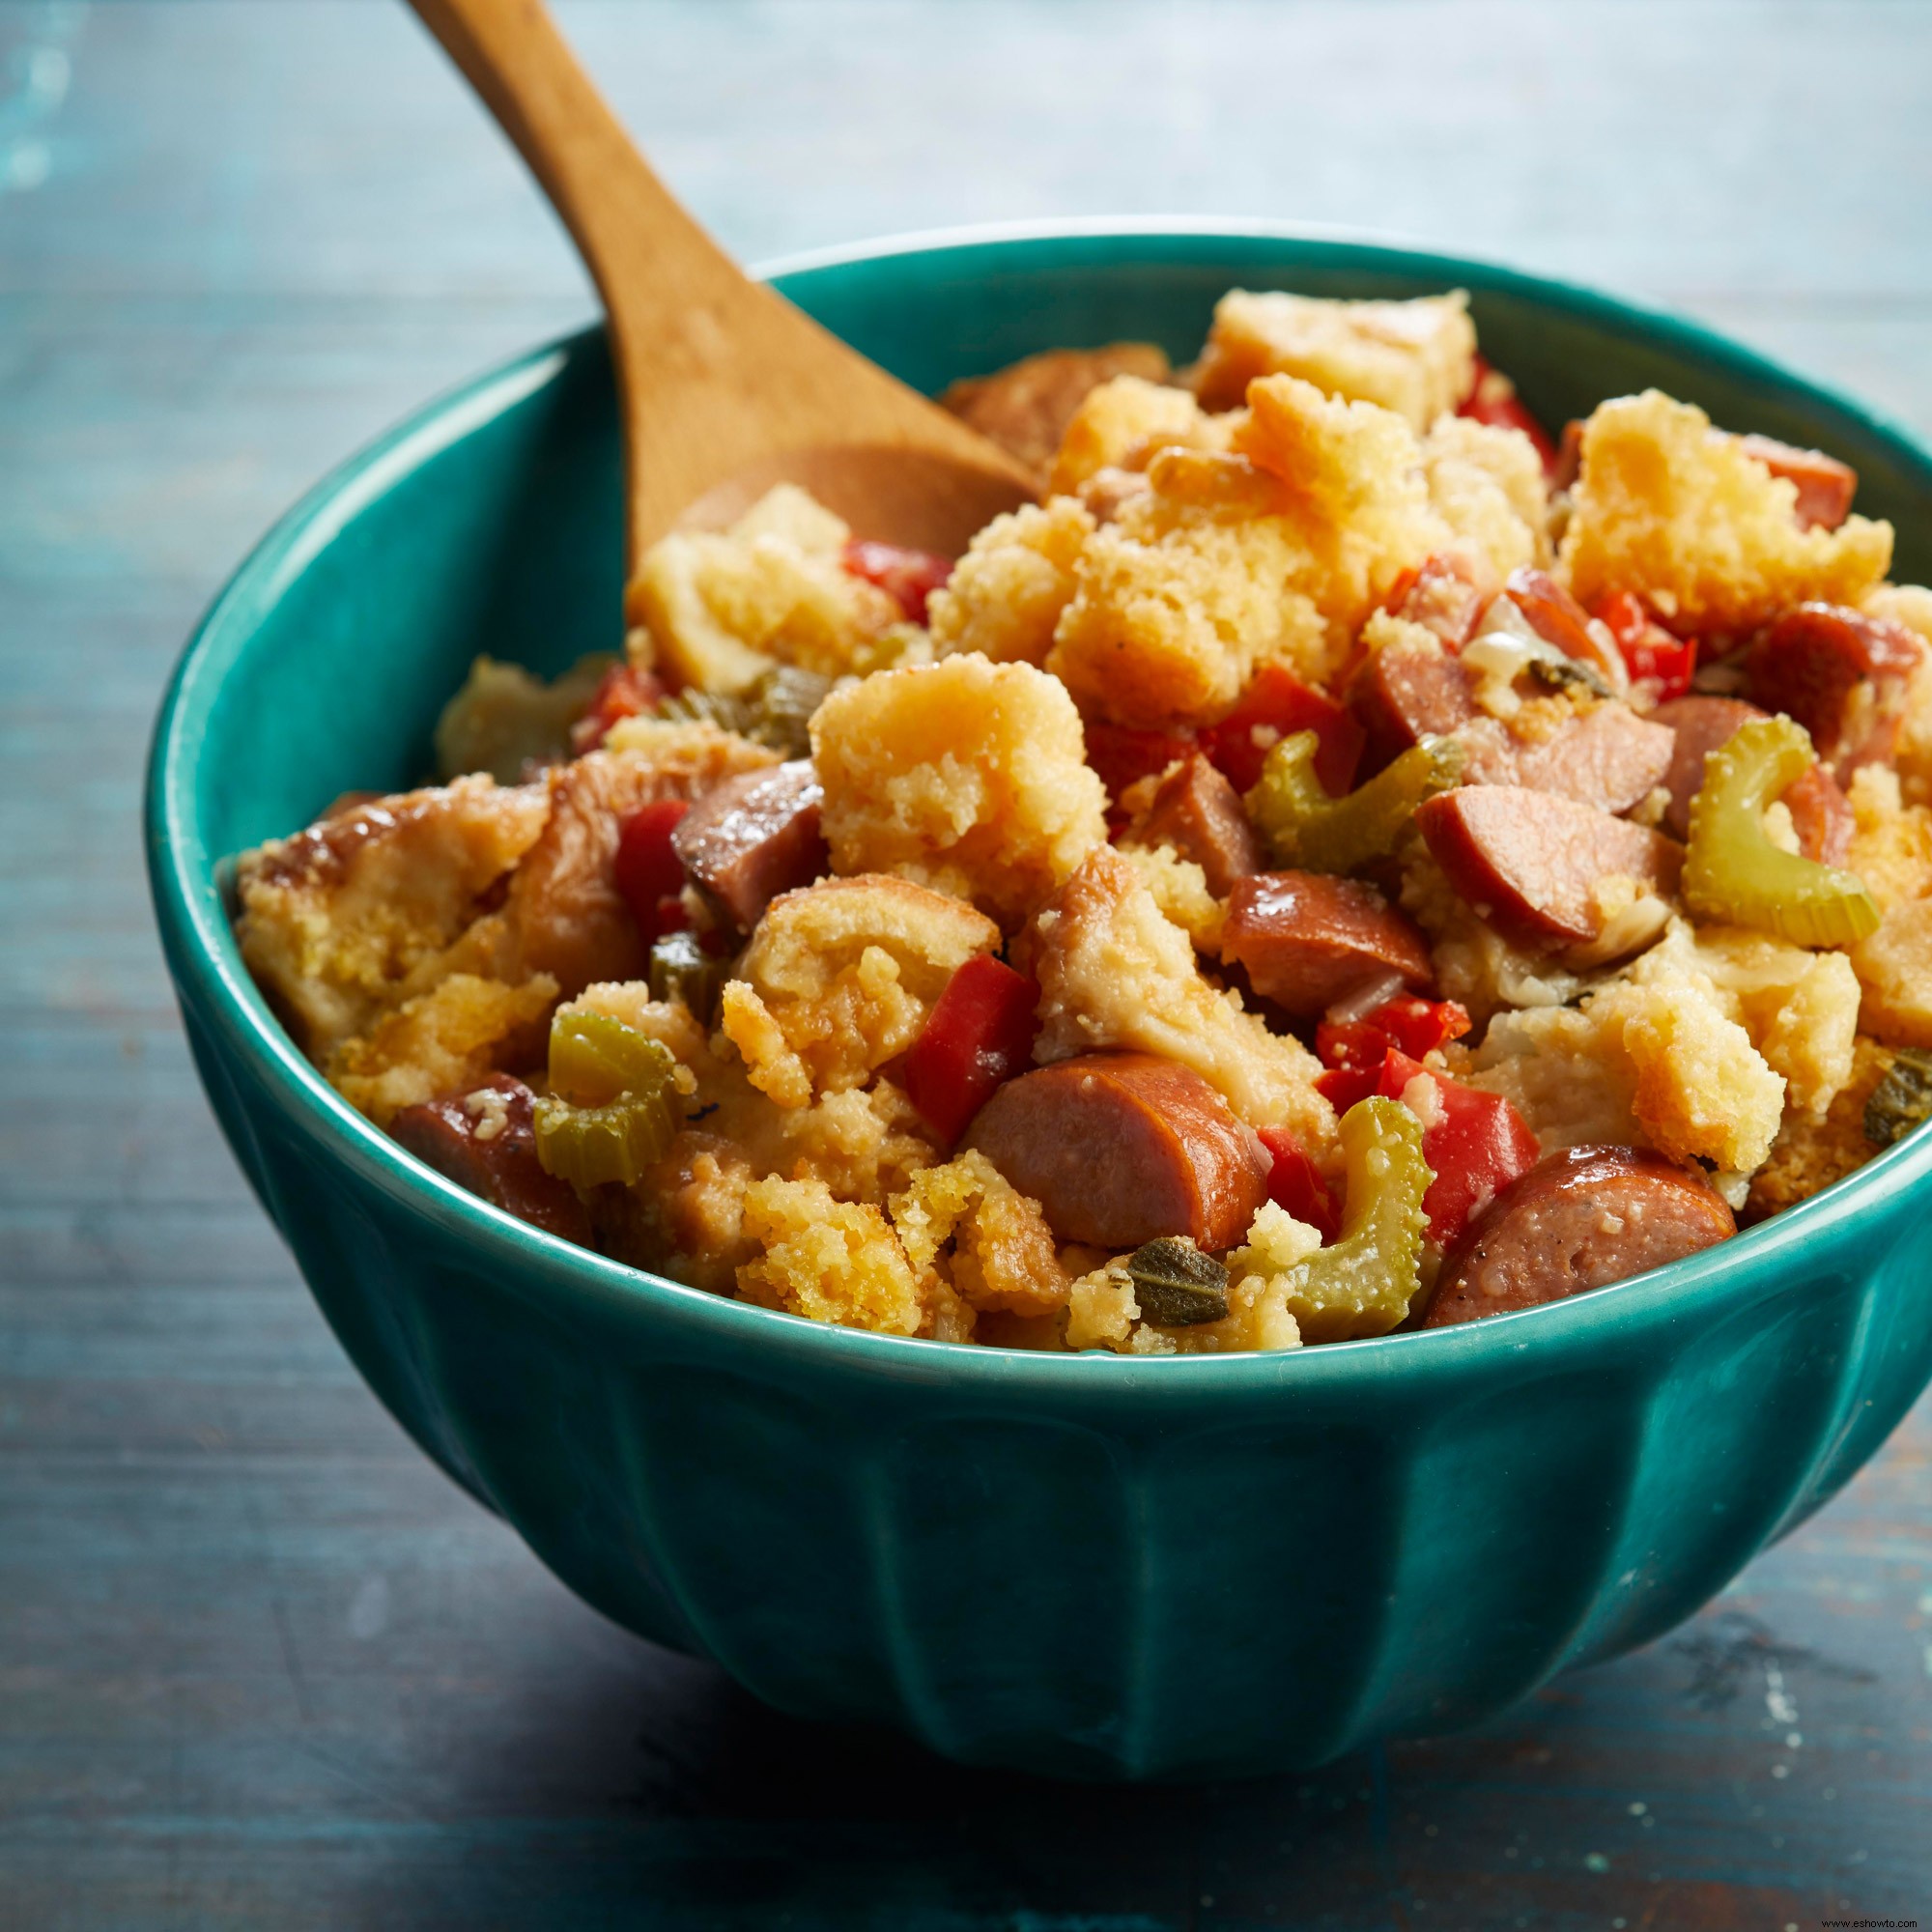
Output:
[
  {"xmin": 669, "ymin": 758, "xmax": 827, "ymax": 931},
  {"xmin": 1736, "ymin": 434, "xmax": 1857, "ymax": 532},
  {"xmin": 1221, "ymin": 871, "xmax": 1435, "ymax": 1016},
  {"xmin": 1652, "ymin": 695, "xmax": 1853, "ymax": 864},
  {"xmin": 390, "ymin": 1077, "xmax": 594, "ymax": 1245},
  {"xmin": 1744, "ymin": 603, "xmax": 1924, "ymax": 773},
  {"xmin": 1126, "ymin": 752, "xmax": 1264, "ymax": 895},
  {"xmin": 1416, "ymin": 785, "xmax": 1683, "ymax": 952},
  {"xmin": 1424, "ymin": 1145, "xmax": 1735, "ymax": 1326},
  {"xmin": 1349, "ymin": 638, "xmax": 1478, "ymax": 769},
  {"xmin": 963, "ymin": 1052, "xmax": 1269, "ymax": 1252},
  {"xmin": 1462, "ymin": 702, "xmax": 1676, "ymax": 816}
]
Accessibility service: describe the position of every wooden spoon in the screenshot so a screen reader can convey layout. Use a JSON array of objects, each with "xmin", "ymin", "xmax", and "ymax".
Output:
[{"xmin": 406, "ymin": 0, "xmax": 1037, "ymax": 615}]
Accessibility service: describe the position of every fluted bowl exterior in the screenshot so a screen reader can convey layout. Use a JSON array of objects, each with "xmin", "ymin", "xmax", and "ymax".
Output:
[{"xmin": 147, "ymin": 226, "xmax": 1932, "ymax": 1780}]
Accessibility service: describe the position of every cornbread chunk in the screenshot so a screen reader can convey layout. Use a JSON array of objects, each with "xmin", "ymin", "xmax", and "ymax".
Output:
[
  {"xmin": 1422, "ymin": 414, "xmax": 1552, "ymax": 578},
  {"xmin": 1047, "ymin": 376, "xmax": 1469, "ymax": 724},
  {"xmin": 433, "ymin": 653, "xmax": 612, "ymax": 783},
  {"xmin": 1867, "ymin": 583, "xmax": 1932, "ymax": 807},
  {"xmin": 1557, "ymin": 391, "xmax": 1893, "ymax": 635},
  {"xmin": 1747, "ymin": 1037, "xmax": 1892, "ymax": 1220},
  {"xmin": 940, "ymin": 342, "xmax": 1172, "ymax": 483},
  {"xmin": 1065, "ymin": 1261, "xmax": 1140, "ymax": 1351},
  {"xmin": 1019, "ymin": 846, "xmax": 1334, "ymax": 1151},
  {"xmin": 719, "ymin": 874, "xmax": 1000, "ymax": 1107},
  {"xmin": 329, "ymin": 972, "xmax": 557, "ymax": 1127},
  {"xmin": 1192, "ymin": 288, "xmax": 1478, "ymax": 428},
  {"xmin": 1840, "ymin": 765, "xmax": 1932, "ymax": 1046},
  {"xmin": 235, "ymin": 776, "xmax": 551, "ymax": 1060},
  {"xmin": 735, "ymin": 1176, "xmax": 935, "ymax": 1337},
  {"xmin": 1401, "ymin": 847, "xmax": 1587, "ymax": 1029},
  {"xmin": 891, "ymin": 1150, "xmax": 1070, "ymax": 1317},
  {"xmin": 1155, "ymin": 1200, "xmax": 1316, "ymax": 1354},
  {"xmin": 1047, "ymin": 376, "xmax": 1226, "ymax": 498},
  {"xmin": 459, "ymin": 736, "xmax": 776, "ymax": 997},
  {"xmin": 810, "ymin": 655, "xmax": 1108, "ymax": 926},
  {"xmin": 1115, "ymin": 842, "xmax": 1227, "ymax": 953},
  {"xmin": 1853, "ymin": 898, "xmax": 1932, "ymax": 1047},
  {"xmin": 627, "ymin": 483, "xmax": 900, "ymax": 694},
  {"xmin": 926, "ymin": 497, "xmax": 1094, "ymax": 667}
]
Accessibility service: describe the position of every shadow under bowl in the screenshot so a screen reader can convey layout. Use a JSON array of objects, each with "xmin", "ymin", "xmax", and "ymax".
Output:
[{"xmin": 147, "ymin": 222, "xmax": 1932, "ymax": 1781}]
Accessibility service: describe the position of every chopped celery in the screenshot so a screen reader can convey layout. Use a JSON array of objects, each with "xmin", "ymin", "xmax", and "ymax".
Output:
[
  {"xmin": 1124, "ymin": 1238, "xmax": 1230, "ymax": 1325},
  {"xmin": 1683, "ymin": 716, "xmax": 1879, "ymax": 950},
  {"xmin": 648, "ymin": 931, "xmax": 724, "ymax": 1023},
  {"xmin": 1245, "ymin": 730, "xmax": 1464, "ymax": 875},
  {"xmin": 533, "ymin": 1009, "xmax": 680, "ymax": 1192},
  {"xmin": 1273, "ymin": 1097, "xmax": 1432, "ymax": 1342},
  {"xmin": 655, "ymin": 665, "xmax": 833, "ymax": 757}
]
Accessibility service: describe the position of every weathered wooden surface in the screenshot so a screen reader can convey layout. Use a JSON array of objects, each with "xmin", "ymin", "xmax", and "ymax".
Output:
[{"xmin": 2, "ymin": 2, "xmax": 1929, "ymax": 1925}]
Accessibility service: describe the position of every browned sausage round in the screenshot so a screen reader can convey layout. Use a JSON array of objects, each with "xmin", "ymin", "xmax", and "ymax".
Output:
[
  {"xmin": 1349, "ymin": 638, "xmax": 1478, "ymax": 770},
  {"xmin": 1220, "ymin": 871, "xmax": 1435, "ymax": 1015},
  {"xmin": 390, "ymin": 1077, "xmax": 594, "ymax": 1244},
  {"xmin": 1487, "ymin": 702, "xmax": 1677, "ymax": 817},
  {"xmin": 1744, "ymin": 603, "xmax": 1923, "ymax": 771},
  {"xmin": 1735, "ymin": 434, "xmax": 1857, "ymax": 532},
  {"xmin": 1424, "ymin": 1145, "xmax": 1736, "ymax": 1326},
  {"xmin": 1126, "ymin": 752, "xmax": 1264, "ymax": 896},
  {"xmin": 670, "ymin": 758, "xmax": 827, "ymax": 932},
  {"xmin": 1651, "ymin": 695, "xmax": 1853, "ymax": 864},
  {"xmin": 1416, "ymin": 785, "xmax": 1683, "ymax": 952},
  {"xmin": 963, "ymin": 1052, "xmax": 1269, "ymax": 1252},
  {"xmin": 1503, "ymin": 567, "xmax": 1626, "ymax": 688}
]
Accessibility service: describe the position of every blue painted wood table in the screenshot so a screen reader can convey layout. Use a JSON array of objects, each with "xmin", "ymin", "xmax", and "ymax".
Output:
[{"xmin": 3, "ymin": 2, "xmax": 1930, "ymax": 1924}]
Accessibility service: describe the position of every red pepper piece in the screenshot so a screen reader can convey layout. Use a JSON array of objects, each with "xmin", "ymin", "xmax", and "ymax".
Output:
[
  {"xmin": 572, "ymin": 663, "xmax": 664, "ymax": 755},
  {"xmin": 1458, "ymin": 354, "xmax": 1560, "ymax": 476},
  {"xmin": 1591, "ymin": 591, "xmax": 1697, "ymax": 702},
  {"xmin": 842, "ymin": 539, "xmax": 954, "ymax": 626},
  {"xmin": 1380, "ymin": 553, "xmax": 1486, "ymax": 651},
  {"xmin": 612, "ymin": 798, "xmax": 692, "ymax": 945},
  {"xmin": 1377, "ymin": 1048, "xmax": 1540, "ymax": 1249},
  {"xmin": 904, "ymin": 953, "xmax": 1042, "ymax": 1145},
  {"xmin": 1317, "ymin": 996, "xmax": 1470, "ymax": 1075},
  {"xmin": 1200, "ymin": 663, "xmax": 1365, "ymax": 797},
  {"xmin": 1086, "ymin": 722, "xmax": 1198, "ymax": 803},
  {"xmin": 1315, "ymin": 1064, "xmax": 1382, "ymax": 1114},
  {"xmin": 1257, "ymin": 1125, "xmax": 1340, "ymax": 1244},
  {"xmin": 1314, "ymin": 1017, "xmax": 1391, "ymax": 1075}
]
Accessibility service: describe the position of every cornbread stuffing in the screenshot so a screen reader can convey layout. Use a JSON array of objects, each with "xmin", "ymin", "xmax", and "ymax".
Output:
[{"xmin": 236, "ymin": 285, "xmax": 1932, "ymax": 1352}]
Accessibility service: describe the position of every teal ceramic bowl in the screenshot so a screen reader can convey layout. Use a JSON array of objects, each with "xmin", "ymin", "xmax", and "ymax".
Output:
[{"xmin": 148, "ymin": 224, "xmax": 1932, "ymax": 1781}]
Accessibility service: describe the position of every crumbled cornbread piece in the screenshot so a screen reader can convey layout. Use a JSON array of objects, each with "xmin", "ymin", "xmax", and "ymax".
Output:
[
  {"xmin": 1853, "ymin": 897, "xmax": 1932, "ymax": 1047},
  {"xmin": 628, "ymin": 483, "xmax": 900, "ymax": 693},
  {"xmin": 892, "ymin": 1150, "xmax": 1070, "ymax": 1317},
  {"xmin": 1401, "ymin": 845, "xmax": 1587, "ymax": 1028},
  {"xmin": 720, "ymin": 873, "xmax": 999, "ymax": 1105},
  {"xmin": 1839, "ymin": 765, "xmax": 1932, "ymax": 1045},
  {"xmin": 1065, "ymin": 1260, "xmax": 1139, "ymax": 1351},
  {"xmin": 941, "ymin": 342, "xmax": 1172, "ymax": 482},
  {"xmin": 1865, "ymin": 584, "xmax": 1932, "ymax": 808},
  {"xmin": 1463, "ymin": 1002, "xmax": 1644, "ymax": 1151},
  {"xmin": 1047, "ymin": 375, "xmax": 1224, "ymax": 497},
  {"xmin": 1845, "ymin": 765, "xmax": 1932, "ymax": 912},
  {"xmin": 433, "ymin": 653, "xmax": 611, "ymax": 783},
  {"xmin": 1020, "ymin": 846, "xmax": 1334, "ymax": 1151},
  {"xmin": 1747, "ymin": 1037, "xmax": 1892, "ymax": 1220},
  {"xmin": 1155, "ymin": 1200, "xmax": 1315, "ymax": 1354},
  {"xmin": 236, "ymin": 776, "xmax": 551, "ymax": 1059},
  {"xmin": 329, "ymin": 972, "xmax": 558, "ymax": 1126},
  {"xmin": 926, "ymin": 497, "xmax": 1094, "ymax": 667},
  {"xmin": 1192, "ymin": 289, "xmax": 1477, "ymax": 428},
  {"xmin": 1421, "ymin": 413, "xmax": 1552, "ymax": 582},
  {"xmin": 735, "ymin": 1176, "xmax": 930, "ymax": 1336},
  {"xmin": 811, "ymin": 655, "xmax": 1108, "ymax": 926},
  {"xmin": 1048, "ymin": 376, "xmax": 1462, "ymax": 724},
  {"xmin": 1557, "ymin": 391, "xmax": 1893, "ymax": 634},
  {"xmin": 1114, "ymin": 841, "xmax": 1228, "ymax": 953}
]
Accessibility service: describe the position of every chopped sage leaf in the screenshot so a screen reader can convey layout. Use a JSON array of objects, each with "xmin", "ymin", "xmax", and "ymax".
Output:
[
  {"xmin": 1125, "ymin": 1237, "xmax": 1231, "ymax": 1326},
  {"xmin": 1864, "ymin": 1047, "xmax": 1932, "ymax": 1148}
]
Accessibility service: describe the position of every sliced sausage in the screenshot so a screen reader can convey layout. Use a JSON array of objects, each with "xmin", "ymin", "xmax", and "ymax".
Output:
[
  {"xmin": 1735, "ymin": 434, "xmax": 1857, "ymax": 532},
  {"xmin": 1744, "ymin": 603, "xmax": 1924, "ymax": 773},
  {"xmin": 1125, "ymin": 752, "xmax": 1265, "ymax": 895},
  {"xmin": 939, "ymin": 342, "xmax": 1172, "ymax": 481},
  {"xmin": 1221, "ymin": 871, "xmax": 1435, "ymax": 1016},
  {"xmin": 1424, "ymin": 1145, "xmax": 1735, "ymax": 1326},
  {"xmin": 390, "ymin": 1077, "xmax": 595, "ymax": 1245},
  {"xmin": 1475, "ymin": 701, "xmax": 1676, "ymax": 816},
  {"xmin": 1416, "ymin": 785, "xmax": 1683, "ymax": 952},
  {"xmin": 1385, "ymin": 554, "xmax": 1486, "ymax": 648},
  {"xmin": 1349, "ymin": 635, "xmax": 1478, "ymax": 770},
  {"xmin": 963, "ymin": 1052, "xmax": 1269, "ymax": 1252},
  {"xmin": 1654, "ymin": 694, "xmax": 1854, "ymax": 863},
  {"xmin": 669, "ymin": 759, "xmax": 827, "ymax": 932},
  {"xmin": 1503, "ymin": 567, "xmax": 1625, "ymax": 688}
]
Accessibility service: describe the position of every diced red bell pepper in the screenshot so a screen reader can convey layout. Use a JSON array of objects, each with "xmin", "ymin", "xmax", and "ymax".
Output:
[
  {"xmin": 1380, "ymin": 553, "xmax": 1486, "ymax": 651},
  {"xmin": 1200, "ymin": 663, "xmax": 1365, "ymax": 797},
  {"xmin": 1085, "ymin": 723, "xmax": 1198, "ymax": 804},
  {"xmin": 1257, "ymin": 1125, "xmax": 1340, "ymax": 1244},
  {"xmin": 1377, "ymin": 1048, "xmax": 1540, "ymax": 1249},
  {"xmin": 841, "ymin": 539, "xmax": 954, "ymax": 626},
  {"xmin": 572, "ymin": 662, "xmax": 664, "ymax": 755},
  {"xmin": 1592, "ymin": 591, "xmax": 1697, "ymax": 702},
  {"xmin": 1458, "ymin": 354, "xmax": 1560, "ymax": 476},
  {"xmin": 1315, "ymin": 1064, "xmax": 1382, "ymax": 1114},
  {"xmin": 612, "ymin": 798, "xmax": 692, "ymax": 946},
  {"xmin": 904, "ymin": 953, "xmax": 1042, "ymax": 1145},
  {"xmin": 1316, "ymin": 995, "xmax": 1471, "ymax": 1077}
]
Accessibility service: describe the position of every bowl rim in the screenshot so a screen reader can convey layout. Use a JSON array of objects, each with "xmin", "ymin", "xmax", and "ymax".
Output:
[{"xmin": 146, "ymin": 214, "xmax": 1932, "ymax": 1389}]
